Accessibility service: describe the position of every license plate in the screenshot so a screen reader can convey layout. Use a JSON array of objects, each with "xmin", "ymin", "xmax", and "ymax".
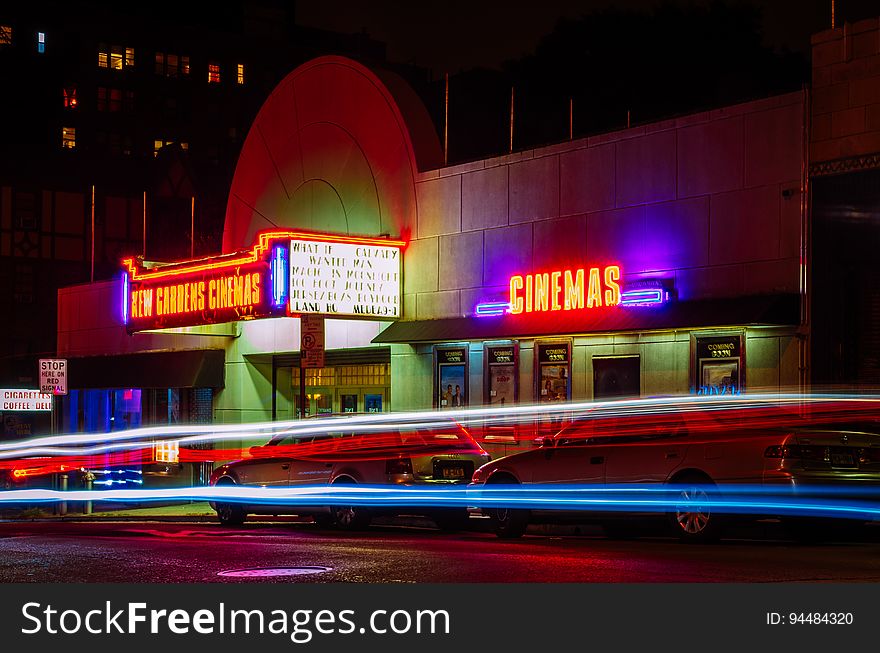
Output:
[
  {"xmin": 831, "ymin": 453, "xmax": 855, "ymax": 467},
  {"xmin": 441, "ymin": 467, "xmax": 465, "ymax": 479}
]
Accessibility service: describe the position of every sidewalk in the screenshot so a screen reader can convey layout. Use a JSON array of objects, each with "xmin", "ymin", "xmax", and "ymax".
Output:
[
  {"xmin": 1, "ymin": 502, "xmax": 504, "ymax": 530},
  {"xmin": 1, "ymin": 502, "xmax": 221, "ymax": 523}
]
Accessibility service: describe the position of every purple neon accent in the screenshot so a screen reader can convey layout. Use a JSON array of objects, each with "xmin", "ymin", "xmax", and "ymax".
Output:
[
  {"xmin": 271, "ymin": 244, "xmax": 287, "ymax": 308},
  {"xmin": 475, "ymin": 302, "xmax": 511, "ymax": 316},
  {"xmin": 619, "ymin": 289, "xmax": 666, "ymax": 306},
  {"xmin": 121, "ymin": 272, "xmax": 129, "ymax": 324}
]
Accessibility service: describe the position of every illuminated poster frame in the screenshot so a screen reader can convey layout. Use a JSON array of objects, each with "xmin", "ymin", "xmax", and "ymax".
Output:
[
  {"xmin": 691, "ymin": 332, "xmax": 746, "ymax": 396},
  {"xmin": 434, "ymin": 346, "xmax": 469, "ymax": 410},
  {"xmin": 484, "ymin": 342, "xmax": 519, "ymax": 407},
  {"xmin": 535, "ymin": 340, "xmax": 572, "ymax": 403}
]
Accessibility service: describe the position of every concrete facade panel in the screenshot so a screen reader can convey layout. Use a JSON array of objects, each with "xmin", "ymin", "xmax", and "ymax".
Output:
[
  {"xmin": 509, "ymin": 156, "xmax": 559, "ymax": 223},
  {"xmin": 586, "ymin": 206, "xmax": 646, "ymax": 273},
  {"xmin": 644, "ymin": 197, "xmax": 709, "ymax": 270},
  {"xmin": 439, "ymin": 230, "xmax": 484, "ymax": 290},
  {"xmin": 746, "ymin": 335, "xmax": 780, "ymax": 391},
  {"xmin": 676, "ymin": 117, "xmax": 744, "ymax": 197},
  {"xmin": 744, "ymin": 103, "xmax": 803, "ymax": 187},
  {"xmin": 615, "ymin": 131, "xmax": 676, "ymax": 207},
  {"xmin": 415, "ymin": 175, "xmax": 460, "ymax": 238},
  {"xmin": 674, "ymin": 264, "xmax": 745, "ymax": 301},
  {"xmin": 559, "ymin": 143, "xmax": 615, "ymax": 215},
  {"xmin": 483, "ymin": 223, "xmax": 533, "ymax": 288},
  {"xmin": 532, "ymin": 215, "xmax": 587, "ymax": 271},
  {"xmin": 742, "ymin": 257, "xmax": 800, "ymax": 295},
  {"xmin": 461, "ymin": 165, "xmax": 508, "ymax": 231},
  {"xmin": 709, "ymin": 186, "xmax": 780, "ymax": 265},
  {"xmin": 416, "ymin": 290, "xmax": 461, "ymax": 320},
  {"xmin": 403, "ymin": 237, "xmax": 439, "ymax": 294}
]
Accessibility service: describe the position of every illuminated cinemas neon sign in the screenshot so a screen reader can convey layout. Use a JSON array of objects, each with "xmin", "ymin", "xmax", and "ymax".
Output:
[
  {"xmin": 509, "ymin": 265, "xmax": 621, "ymax": 314},
  {"xmin": 474, "ymin": 266, "xmax": 672, "ymax": 316}
]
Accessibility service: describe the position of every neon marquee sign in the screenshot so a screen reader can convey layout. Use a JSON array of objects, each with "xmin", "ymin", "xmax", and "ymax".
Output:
[
  {"xmin": 509, "ymin": 265, "xmax": 621, "ymax": 314},
  {"xmin": 474, "ymin": 265, "xmax": 671, "ymax": 317},
  {"xmin": 122, "ymin": 230, "xmax": 406, "ymax": 333}
]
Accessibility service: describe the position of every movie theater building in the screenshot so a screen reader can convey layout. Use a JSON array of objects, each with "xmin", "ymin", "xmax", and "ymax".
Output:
[{"xmin": 56, "ymin": 55, "xmax": 807, "ymax": 470}]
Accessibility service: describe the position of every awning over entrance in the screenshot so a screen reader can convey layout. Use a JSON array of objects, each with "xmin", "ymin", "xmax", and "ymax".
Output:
[
  {"xmin": 68, "ymin": 349, "xmax": 225, "ymax": 389},
  {"xmin": 372, "ymin": 294, "xmax": 800, "ymax": 344},
  {"xmin": 271, "ymin": 347, "xmax": 391, "ymax": 368}
]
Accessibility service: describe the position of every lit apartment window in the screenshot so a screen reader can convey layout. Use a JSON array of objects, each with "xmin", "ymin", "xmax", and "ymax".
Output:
[
  {"xmin": 99, "ymin": 44, "xmax": 134, "ymax": 69},
  {"xmin": 0, "ymin": 25, "xmax": 12, "ymax": 45},
  {"xmin": 37, "ymin": 31, "xmax": 45, "ymax": 53},
  {"xmin": 207, "ymin": 63, "xmax": 220, "ymax": 83},
  {"xmin": 61, "ymin": 127, "xmax": 76, "ymax": 149},
  {"xmin": 154, "ymin": 51, "xmax": 163, "ymax": 74},
  {"xmin": 236, "ymin": 63, "xmax": 244, "ymax": 84},
  {"xmin": 154, "ymin": 440, "xmax": 179, "ymax": 464},
  {"xmin": 63, "ymin": 86, "xmax": 77, "ymax": 108},
  {"xmin": 110, "ymin": 45, "xmax": 123, "ymax": 69},
  {"xmin": 181, "ymin": 55, "xmax": 190, "ymax": 75}
]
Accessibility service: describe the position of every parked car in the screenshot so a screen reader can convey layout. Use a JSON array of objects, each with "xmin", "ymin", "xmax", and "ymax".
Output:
[
  {"xmin": 209, "ymin": 419, "xmax": 489, "ymax": 530},
  {"xmin": 469, "ymin": 421, "xmax": 880, "ymax": 542}
]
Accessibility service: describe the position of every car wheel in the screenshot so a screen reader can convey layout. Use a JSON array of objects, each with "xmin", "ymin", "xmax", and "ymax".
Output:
[
  {"xmin": 214, "ymin": 479, "xmax": 246, "ymax": 527},
  {"xmin": 331, "ymin": 479, "xmax": 371, "ymax": 531},
  {"xmin": 668, "ymin": 475, "xmax": 721, "ymax": 543},
  {"xmin": 333, "ymin": 505, "xmax": 371, "ymax": 530},
  {"xmin": 486, "ymin": 475, "xmax": 529, "ymax": 539},
  {"xmin": 433, "ymin": 508, "xmax": 471, "ymax": 532}
]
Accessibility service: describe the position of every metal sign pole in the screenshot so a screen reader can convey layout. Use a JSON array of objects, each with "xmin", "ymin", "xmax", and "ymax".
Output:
[{"xmin": 299, "ymin": 365, "xmax": 306, "ymax": 419}]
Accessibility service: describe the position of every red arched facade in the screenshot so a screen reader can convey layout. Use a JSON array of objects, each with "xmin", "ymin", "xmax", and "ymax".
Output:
[{"xmin": 222, "ymin": 56, "xmax": 442, "ymax": 252}]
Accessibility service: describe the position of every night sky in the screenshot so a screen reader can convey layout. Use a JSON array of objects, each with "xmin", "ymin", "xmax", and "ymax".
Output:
[{"xmin": 295, "ymin": 0, "xmax": 878, "ymax": 75}]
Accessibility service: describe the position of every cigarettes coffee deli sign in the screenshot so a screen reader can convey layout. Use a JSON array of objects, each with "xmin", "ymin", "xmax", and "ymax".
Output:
[
  {"xmin": 122, "ymin": 230, "xmax": 405, "ymax": 333},
  {"xmin": 2, "ymin": 389, "xmax": 53, "ymax": 412}
]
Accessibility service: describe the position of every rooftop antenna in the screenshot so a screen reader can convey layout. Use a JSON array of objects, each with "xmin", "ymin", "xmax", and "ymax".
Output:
[
  {"xmin": 509, "ymin": 86, "xmax": 515, "ymax": 154},
  {"xmin": 190, "ymin": 196, "xmax": 196, "ymax": 259},
  {"xmin": 444, "ymin": 72, "xmax": 449, "ymax": 166}
]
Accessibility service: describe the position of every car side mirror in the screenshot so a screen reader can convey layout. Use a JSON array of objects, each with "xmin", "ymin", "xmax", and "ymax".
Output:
[
  {"xmin": 249, "ymin": 445, "xmax": 264, "ymax": 457},
  {"xmin": 540, "ymin": 437, "xmax": 555, "ymax": 448}
]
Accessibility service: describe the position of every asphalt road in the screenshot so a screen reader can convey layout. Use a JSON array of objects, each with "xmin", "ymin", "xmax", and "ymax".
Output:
[{"xmin": 2, "ymin": 518, "xmax": 880, "ymax": 583}]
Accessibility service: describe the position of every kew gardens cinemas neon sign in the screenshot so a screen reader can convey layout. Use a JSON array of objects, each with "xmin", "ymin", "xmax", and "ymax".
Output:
[{"xmin": 122, "ymin": 230, "xmax": 404, "ymax": 333}]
